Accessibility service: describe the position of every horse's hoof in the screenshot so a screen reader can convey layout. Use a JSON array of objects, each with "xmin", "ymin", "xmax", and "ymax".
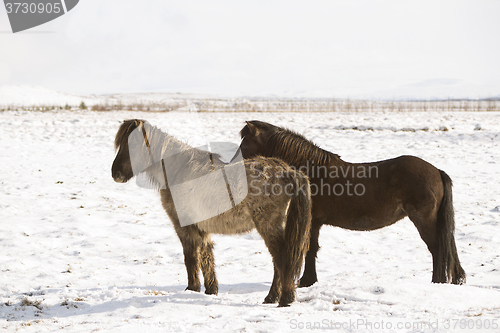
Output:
[
  {"xmin": 298, "ymin": 277, "xmax": 317, "ymax": 288},
  {"xmin": 278, "ymin": 292, "xmax": 295, "ymax": 307},
  {"xmin": 278, "ymin": 302, "xmax": 291, "ymax": 308},
  {"xmin": 204, "ymin": 286, "xmax": 218, "ymax": 295},
  {"xmin": 263, "ymin": 294, "xmax": 279, "ymax": 304},
  {"xmin": 185, "ymin": 286, "xmax": 201, "ymax": 292}
]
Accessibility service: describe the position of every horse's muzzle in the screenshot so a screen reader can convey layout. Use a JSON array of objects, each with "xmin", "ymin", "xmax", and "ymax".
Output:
[{"xmin": 112, "ymin": 171, "xmax": 128, "ymax": 183}]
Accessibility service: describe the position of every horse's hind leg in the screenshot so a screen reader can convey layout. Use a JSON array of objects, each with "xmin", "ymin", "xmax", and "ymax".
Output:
[
  {"xmin": 258, "ymin": 224, "xmax": 295, "ymax": 307},
  {"xmin": 253, "ymin": 214, "xmax": 286, "ymax": 304},
  {"xmin": 299, "ymin": 222, "xmax": 321, "ymax": 288},
  {"xmin": 409, "ymin": 200, "xmax": 465, "ymax": 284},
  {"xmin": 200, "ymin": 234, "xmax": 218, "ymax": 295},
  {"xmin": 264, "ymin": 267, "xmax": 281, "ymax": 304},
  {"xmin": 278, "ymin": 255, "xmax": 297, "ymax": 307},
  {"xmin": 408, "ymin": 170, "xmax": 465, "ymax": 284},
  {"xmin": 408, "ymin": 210, "xmax": 445, "ymax": 283}
]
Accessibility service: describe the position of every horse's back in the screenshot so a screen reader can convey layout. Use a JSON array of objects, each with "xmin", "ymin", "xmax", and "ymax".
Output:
[
  {"xmin": 320, "ymin": 155, "xmax": 444, "ymax": 230},
  {"xmin": 383, "ymin": 155, "xmax": 444, "ymax": 218},
  {"xmin": 379, "ymin": 155, "xmax": 444, "ymax": 202},
  {"xmin": 186, "ymin": 156, "xmax": 303, "ymax": 235}
]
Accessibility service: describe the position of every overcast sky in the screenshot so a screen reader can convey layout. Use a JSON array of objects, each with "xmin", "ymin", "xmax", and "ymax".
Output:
[{"xmin": 1, "ymin": 0, "xmax": 499, "ymax": 99}]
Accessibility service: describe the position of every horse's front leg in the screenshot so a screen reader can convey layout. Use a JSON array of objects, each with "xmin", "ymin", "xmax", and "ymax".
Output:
[
  {"xmin": 177, "ymin": 226, "xmax": 204, "ymax": 293},
  {"xmin": 200, "ymin": 234, "xmax": 218, "ymax": 295},
  {"xmin": 181, "ymin": 239, "xmax": 201, "ymax": 292},
  {"xmin": 161, "ymin": 191, "xmax": 205, "ymax": 292}
]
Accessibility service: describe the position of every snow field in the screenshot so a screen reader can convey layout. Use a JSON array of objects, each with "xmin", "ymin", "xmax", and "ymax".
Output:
[{"xmin": 1, "ymin": 110, "xmax": 499, "ymax": 332}]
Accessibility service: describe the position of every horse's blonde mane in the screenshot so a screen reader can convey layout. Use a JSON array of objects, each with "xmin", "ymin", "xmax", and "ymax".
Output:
[{"xmin": 114, "ymin": 119, "xmax": 223, "ymax": 189}]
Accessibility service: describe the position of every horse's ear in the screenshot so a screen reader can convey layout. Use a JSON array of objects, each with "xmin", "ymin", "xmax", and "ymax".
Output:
[{"xmin": 245, "ymin": 121, "xmax": 260, "ymax": 136}]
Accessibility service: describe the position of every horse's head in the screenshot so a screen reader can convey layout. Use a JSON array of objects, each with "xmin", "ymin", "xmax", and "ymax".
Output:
[
  {"xmin": 111, "ymin": 119, "xmax": 149, "ymax": 183},
  {"xmin": 239, "ymin": 120, "xmax": 277, "ymax": 159}
]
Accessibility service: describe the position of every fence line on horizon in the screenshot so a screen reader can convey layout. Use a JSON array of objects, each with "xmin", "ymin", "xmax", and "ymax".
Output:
[{"xmin": 2, "ymin": 98, "xmax": 500, "ymax": 113}]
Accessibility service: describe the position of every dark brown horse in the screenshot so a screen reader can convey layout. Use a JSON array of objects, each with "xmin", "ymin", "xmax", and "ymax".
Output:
[
  {"xmin": 240, "ymin": 120, "xmax": 466, "ymax": 287},
  {"xmin": 112, "ymin": 119, "xmax": 312, "ymax": 306}
]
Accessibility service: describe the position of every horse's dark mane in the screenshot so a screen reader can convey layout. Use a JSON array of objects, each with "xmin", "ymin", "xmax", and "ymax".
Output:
[
  {"xmin": 244, "ymin": 121, "xmax": 340, "ymax": 166},
  {"xmin": 267, "ymin": 129, "xmax": 340, "ymax": 166}
]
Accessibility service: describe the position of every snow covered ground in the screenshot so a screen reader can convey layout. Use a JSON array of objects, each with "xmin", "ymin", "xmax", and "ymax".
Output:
[{"xmin": 1, "ymin": 109, "xmax": 499, "ymax": 332}]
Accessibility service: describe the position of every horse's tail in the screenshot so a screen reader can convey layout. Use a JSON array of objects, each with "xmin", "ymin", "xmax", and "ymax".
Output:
[
  {"xmin": 284, "ymin": 172, "xmax": 312, "ymax": 283},
  {"xmin": 436, "ymin": 170, "xmax": 466, "ymax": 284}
]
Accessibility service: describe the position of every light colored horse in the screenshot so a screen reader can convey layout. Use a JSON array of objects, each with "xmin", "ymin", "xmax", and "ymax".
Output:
[{"xmin": 112, "ymin": 119, "xmax": 312, "ymax": 306}]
